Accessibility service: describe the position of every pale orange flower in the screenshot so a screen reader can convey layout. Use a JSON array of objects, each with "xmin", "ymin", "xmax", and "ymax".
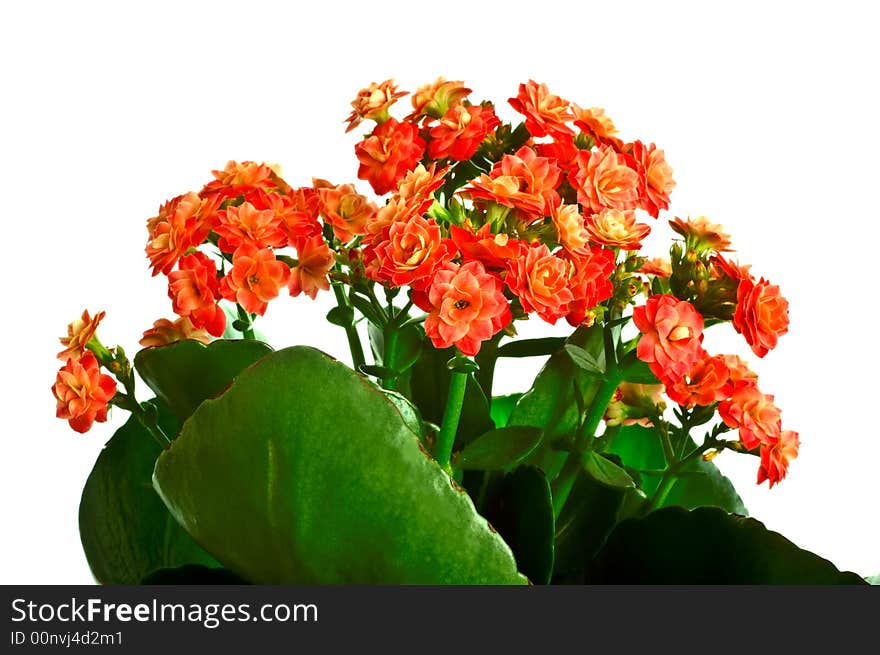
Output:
[
  {"xmin": 584, "ymin": 208, "xmax": 651, "ymax": 250},
  {"xmin": 670, "ymin": 216, "xmax": 733, "ymax": 253},
  {"xmin": 200, "ymin": 160, "xmax": 289, "ymax": 202},
  {"xmin": 316, "ymin": 182, "xmax": 378, "ymax": 243},
  {"xmin": 629, "ymin": 141, "xmax": 675, "ymax": 217},
  {"xmin": 365, "ymin": 216, "xmax": 456, "ymax": 290},
  {"xmin": 407, "ymin": 77, "xmax": 471, "ymax": 120},
  {"xmin": 572, "ymin": 146, "xmax": 641, "ymax": 213},
  {"xmin": 413, "ymin": 260, "xmax": 511, "ymax": 356},
  {"xmin": 53, "ymin": 352, "xmax": 116, "ymax": 434},
  {"xmin": 464, "ymin": 146, "xmax": 561, "ymax": 217},
  {"xmin": 733, "ymin": 276, "xmax": 789, "ymax": 358},
  {"xmin": 345, "ymin": 79, "xmax": 408, "ymax": 132},
  {"xmin": 506, "ymin": 243, "xmax": 574, "ymax": 324},
  {"xmin": 639, "ymin": 257, "xmax": 672, "ymax": 278},
  {"xmin": 139, "ymin": 317, "xmax": 211, "ymax": 348},
  {"xmin": 572, "ymin": 105, "xmax": 620, "ymax": 147},
  {"xmin": 551, "ymin": 203, "xmax": 591, "ymax": 256},
  {"xmin": 508, "ymin": 80, "xmax": 574, "ymax": 138},
  {"xmin": 719, "ymin": 384, "xmax": 782, "ymax": 450},
  {"xmin": 57, "ymin": 309, "xmax": 105, "ymax": 361},
  {"xmin": 215, "ymin": 201, "xmax": 287, "ymax": 253},
  {"xmin": 289, "ymin": 235, "xmax": 335, "ymax": 300},
  {"xmin": 758, "ymin": 429, "xmax": 799, "ymax": 488},
  {"xmin": 395, "ymin": 163, "xmax": 448, "ymax": 213},
  {"xmin": 219, "ymin": 244, "xmax": 290, "ymax": 316}
]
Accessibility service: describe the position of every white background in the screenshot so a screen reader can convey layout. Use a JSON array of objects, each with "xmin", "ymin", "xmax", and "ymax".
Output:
[{"xmin": 1, "ymin": 1, "xmax": 877, "ymax": 583}]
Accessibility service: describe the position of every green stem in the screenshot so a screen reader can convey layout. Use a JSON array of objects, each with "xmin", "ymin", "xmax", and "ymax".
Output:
[
  {"xmin": 435, "ymin": 370, "xmax": 468, "ymax": 474},
  {"xmin": 643, "ymin": 439, "xmax": 717, "ymax": 514},
  {"xmin": 236, "ymin": 304, "xmax": 255, "ymax": 340},
  {"xmin": 332, "ymin": 283, "xmax": 366, "ymax": 371},
  {"xmin": 383, "ymin": 327, "xmax": 399, "ymax": 391}
]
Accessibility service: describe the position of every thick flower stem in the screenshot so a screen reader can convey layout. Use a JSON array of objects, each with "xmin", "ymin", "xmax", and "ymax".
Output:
[
  {"xmin": 642, "ymin": 439, "xmax": 717, "ymax": 514},
  {"xmin": 383, "ymin": 327, "xmax": 399, "ymax": 391},
  {"xmin": 435, "ymin": 370, "xmax": 468, "ymax": 474},
  {"xmin": 332, "ymin": 283, "xmax": 366, "ymax": 372}
]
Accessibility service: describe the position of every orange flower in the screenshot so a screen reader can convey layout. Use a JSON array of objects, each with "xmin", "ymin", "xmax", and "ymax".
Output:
[
  {"xmin": 551, "ymin": 203, "xmax": 591, "ymax": 256},
  {"xmin": 200, "ymin": 160, "xmax": 289, "ymax": 203},
  {"xmin": 344, "ymin": 79, "xmax": 408, "ymax": 132},
  {"xmin": 722, "ymin": 354, "xmax": 758, "ymax": 387},
  {"xmin": 572, "ymin": 105, "xmax": 621, "ymax": 148},
  {"xmin": 219, "ymin": 244, "xmax": 290, "ymax": 316},
  {"xmin": 145, "ymin": 192, "xmax": 217, "ymax": 276},
  {"xmin": 316, "ymin": 182, "xmax": 378, "ymax": 243},
  {"xmin": 604, "ymin": 383, "xmax": 666, "ymax": 427},
  {"xmin": 534, "ymin": 135, "xmax": 580, "ymax": 174},
  {"xmin": 289, "ymin": 235, "xmax": 334, "ymax": 300},
  {"xmin": 365, "ymin": 216, "xmax": 456, "ymax": 290},
  {"xmin": 639, "ymin": 257, "xmax": 672, "ymax": 278},
  {"xmin": 396, "ymin": 163, "xmax": 448, "ymax": 209},
  {"xmin": 449, "ymin": 222, "xmax": 522, "ymax": 271},
  {"xmin": 711, "ymin": 254, "xmax": 752, "ymax": 282},
  {"xmin": 508, "ymin": 80, "xmax": 574, "ymax": 138},
  {"xmin": 633, "ymin": 294, "xmax": 704, "ymax": 380},
  {"xmin": 628, "ymin": 141, "xmax": 675, "ymax": 217},
  {"xmin": 663, "ymin": 351, "xmax": 733, "ymax": 408},
  {"xmin": 733, "ymin": 276, "xmax": 790, "ymax": 358},
  {"xmin": 428, "ymin": 104, "xmax": 500, "ymax": 161},
  {"xmin": 408, "ymin": 78, "xmax": 471, "ymax": 121},
  {"xmin": 758, "ymin": 429, "xmax": 799, "ymax": 488},
  {"xmin": 413, "ymin": 260, "xmax": 511, "ymax": 356},
  {"xmin": 355, "ymin": 118, "xmax": 426, "ymax": 196},
  {"xmin": 563, "ymin": 247, "xmax": 616, "ymax": 327},
  {"xmin": 215, "ymin": 201, "xmax": 287, "ymax": 253},
  {"xmin": 719, "ymin": 383, "xmax": 782, "ymax": 450},
  {"xmin": 57, "ymin": 309, "xmax": 105, "ymax": 361},
  {"xmin": 584, "ymin": 208, "xmax": 651, "ymax": 250},
  {"xmin": 572, "ymin": 146, "xmax": 641, "ymax": 213},
  {"xmin": 52, "ymin": 352, "xmax": 116, "ymax": 434},
  {"xmin": 167, "ymin": 252, "xmax": 226, "ymax": 337},
  {"xmin": 246, "ymin": 187, "xmax": 322, "ymax": 247},
  {"xmin": 464, "ymin": 146, "xmax": 561, "ymax": 217},
  {"xmin": 139, "ymin": 317, "xmax": 211, "ymax": 347},
  {"xmin": 506, "ymin": 243, "xmax": 574, "ymax": 324},
  {"xmin": 670, "ymin": 216, "xmax": 733, "ymax": 254}
]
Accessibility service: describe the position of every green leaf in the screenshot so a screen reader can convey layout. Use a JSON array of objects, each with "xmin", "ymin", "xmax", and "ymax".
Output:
[
  {"xmin": 866, "ymin": 574, "xmax": 880, "ymax": 585},
  {"xmin": 326, "ymin": 305, "xmax": 354, "ymax": 327},
  {"xmin": 582, "ymin": 452, "xmax": 636, "ymax": 489},
  {"xmin": 79, "ymin": 403, "xmax": 218, "ymax": 584},
  {"xmin": 454, "ymin": 426, "xmax": 544, "ymax": 471},
  {"xmin": 153, "ymin": 346, "xmax": 526, "ymax": 585},
  {"xmin": 141, "ymin": 565, "xmax": 249, "ymax": 585},
  {"xmin": 496, "ymin": 337, "xmax": 566, "ymax": 358},
  {"xmin": 349, "ymin": 291, "xmax": 383, "ymax": 325},
  {"xmin": 606, "ymin": 425, "xmax": 747, "ymax": 515},
  {"xmin": 481, "ymin": 467, "xmax": 554, "ymax": 584},
  {"xmin": 617, "ymin": 354, "xmax": 660, "ymax": 384},
  {"xmin": 408, "ymin": 343, "xmax": 493, "ymax": 448},
  {"xmin": 564, "ymin": 344, "xmax": 605, "ymax": 376},
  {"xmin": 588, "ymin": 506, "xmax": 867, "ymax": 584},
  {"xmin": 490, "ymin": 394, "xmax": 522, "ymax": 428},
  {"xmin": 381, "ymin": 389, "xmax": 427, "ymax": 445},
  {"xmin": 552, "ymin": 471, "xmax": 631, "ymax": 583},
  {"xmin": 134, "ymin": 339, "xmax": 272, "ymax": 423}
]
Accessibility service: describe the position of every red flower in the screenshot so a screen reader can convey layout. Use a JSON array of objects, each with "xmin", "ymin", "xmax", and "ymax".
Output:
[
  {"xmin": 464, "ymin": 146, "xmax": 561, "ymax": 218},
  {"xmin": 289, "ymin": 235, "xmax": 335, "ymax": 300},
  {"xmin": 139, "ymin": 317, "xmax": 211, "ymax": 347},
  {"xmin": 57, "ymin": 309, "xmax": 105, "ymax": 361},
  {"xmin": 628, "ymin": 141, "xmax": 675, "ymax": 217},
  {"xmin": 219, "ymin": 244, "xmax": 290, "ymax": 316},
  {"xmin": 428, "ymin": 104, "xmax": 500, "ymax": 161},
  {"xmin": 506, "ymin": 243, "xmax": 574, "ymax": 324},
  {"xmin": 355, "ymin": 118, "xmax": 426, "ymax": 196},
  {"xmin": 572, "ymin": 146, "xmax": 641, "ymax": 214},
  {"xmin": 365, "ymin": 216, "xmax": 456, "ymax": 290},
  {"xmin": 249, "ymin": 187, "xmax": 322, "ymax": 247},
  {"xmin": 534, "ymin": 135, "xmax": 580, "ymax": 174},
  {"xmin": 719, "ymin": 384, "xmax": 782, "ymax": 450},
  {"xmin": 146, "ymin": 192, "xmax": 217, "ymax": 276},
  {"xmin": 413, "ymin": 261, "xmax": 511, "ymax": 356},
  {"xmin": 52, "ymin": 352, "xmax": 116, "ymax": 434},
  {"xmin": 733, "ymin": 276, "xmax": 790, "ymax": 358},
  {"xmin": 508, "ymin": 80, "xmax": 574, "ymax": 138},
  {"xmin": 633, "ymin": 295, "xmax": 704, "ymax": 380},
  {"xmin": 200, "ymin": 160, "xmax": 289, "ymax": 203},
  {"xmin": 168, "ymin": 252, "xmax": 226, "ymax": 337},
  {"xmin": 315, "ymin": 181, "xmax": 378, "ymax": 244},
  {"xmin": 757, "ymin": 429, "xmax": 799, "ymax": 488},
  {"xmin": 562, "ymin": 247, "xmax": 616, "ymax": 327},
  {"xmin": 663, "ymin": 351, "xmax": 733, "ymax": 408},
  {"xmin": 449, "ymin": 222, "xmax": 522, "ymax": 271},
  {"xmin": 215, "ymin": 201, "xmax": 287, "ymax": 253}
]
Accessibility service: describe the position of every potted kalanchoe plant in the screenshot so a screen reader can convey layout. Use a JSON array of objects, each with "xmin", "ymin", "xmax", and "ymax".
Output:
[{"xmin": 53, "ymin": 78, "xmax": 867, "ymax": 584}]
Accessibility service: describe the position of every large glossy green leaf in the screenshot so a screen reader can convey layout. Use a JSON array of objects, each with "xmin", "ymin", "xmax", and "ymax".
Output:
[
  {"xmin": 134, "ymin": 339, "xmax": 272, "ymax": 423},
  {"xmin": 79, "ymin": 403, "xmax": 219, "ymax": 584},
  {"xmin": 407, "ymin": 343, "xmax": 493, "ymax": 447},
  {"xmin": 153, "ymin": 346, "xmax": 526, "ymax": 585},
  {"xmin": 606, "ymin": 425, "xmax": 747, "ymax": 515},
  {"xmin": 588, "ymin": 506, "xmax": 867, "ymax": 584},
  {"xmin": 481, "ymin": 467, "xmax": 554, "ymax": 584}
]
